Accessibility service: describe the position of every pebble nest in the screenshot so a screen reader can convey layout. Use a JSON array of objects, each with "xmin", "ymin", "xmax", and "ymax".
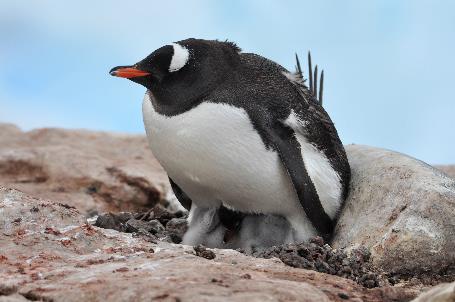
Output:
[
  {"xmin": 94, "ymin": 205, "xmax": 382, "ymax": 288},
  {"xmin": 248, "ymin": 238, "xmax": 381, "ymax": 288},
  {"xmin": 94, "ymin": 205, "xmax": 188, "ymax": 244}
]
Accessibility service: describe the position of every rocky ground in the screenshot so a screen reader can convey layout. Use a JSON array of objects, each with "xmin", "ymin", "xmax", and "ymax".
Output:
[
  {"xmin": 436, "ymin": 165, "xmax": 455, "ymax": 178},
  {"xmin": 0, "ymin": 188, "xmax": 419, "ymax": 302},
  {"xmin": 0, "ymin": 123, "xmax": 170, "ymax": 214},
  {"xmin": 94, "ymin": 208, "xmax": 383, "ymax": 288},
  {"xmin": 1, "ymin": 123, "xmax": 455, "ymax": 302}
]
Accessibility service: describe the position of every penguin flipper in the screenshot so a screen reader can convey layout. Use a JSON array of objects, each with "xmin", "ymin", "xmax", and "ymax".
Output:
[
  {"xmin": 168, "ymin": 177, "xmax": 192, "ymax": 211},
  {"xmin": 265, "ymin": 122, "xmax": 334, "ymax": 239}
]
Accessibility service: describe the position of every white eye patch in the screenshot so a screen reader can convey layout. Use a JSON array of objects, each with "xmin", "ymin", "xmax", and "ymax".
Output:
[{"xmin": 169, "ymin": 43, "xmax": 190, "ymax": 72}]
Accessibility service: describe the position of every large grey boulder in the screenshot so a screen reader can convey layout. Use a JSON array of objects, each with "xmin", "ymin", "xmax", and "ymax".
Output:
[
  {"xmin": 411, "ymin": 281, "xmax": 455, "ymax": 302},
  {"xmin": 332, "ymin": 145, "xmax": 455, "ymax": 278}
]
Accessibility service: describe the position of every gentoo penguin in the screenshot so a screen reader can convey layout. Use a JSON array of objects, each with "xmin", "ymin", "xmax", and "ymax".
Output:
[{"xmin": 110, "ymin": 38, "xmax": 350, "ymax": 245}]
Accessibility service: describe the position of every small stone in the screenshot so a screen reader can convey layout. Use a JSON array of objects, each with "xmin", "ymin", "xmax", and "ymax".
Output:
[
  {"xmin": 341, "ymin": 266, "xmax": 352, "ymax": 274},
  {"xmin": 388, "ymin": 275, "xmax": 399, "ymax": 285},
  {"xmin": 166, "ymin": 218, "xmax": 188, "ymax": 240},
  {"xmin": 297, "ymin": 246, "xmax": 310, "ymax": 257},
  {"xmin": 309, "ymin": 236, "xmax": 324, "ymax": 246},
  {"xmin": 169, "ymin": 233, "xmax": 183, "ymax": 244},
  {"xmin": 44, "ymin": 227, "xmax": 62, "ymax": 235},
  {"xmin": 194, "ymin": 245, "xmax": 216, "ymax": 260},
  {"xmin": 338, "ymin": 292, "xmax": 349, "ymax": 300},
  {"xmin": 363, "ymin": 279, "xmax": 376, "ymax": 288},
  {"xmin": 85, "ymin": 185, "xmax": 98, "ymax": 194},
  {"xmin": 341, "ymin": 259, "xmax": 350, "ymax": 266},
  {"xmin": 95, "ymin": 212, "xmax": 134, "ymax": 232},
  {"xmin": 30, "ymin": 206, "xmax": 39, "ymax": 212},
  {"xmin": 146, "ymin": 204, "xmax": 177, "ymax": 225},
  {"xmin": 125, "ymin": 219, "xmax": 165, "ymax": 234}
]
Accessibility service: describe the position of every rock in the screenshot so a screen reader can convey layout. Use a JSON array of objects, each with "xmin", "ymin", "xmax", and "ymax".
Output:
[
  {"xmin": 94, "ymin": 212, "xmax": 134, "ymax": 232},
  {"xmin": 411, "ymin": 281, "xmax": 455, "ymax": 302},
  {"xmin": 0, "ymin": 187, "xmax": 419, "ymax": 302},
  {"xmin": 125, "ymin": 218, "xmax": 165, "ymax": 234},
  {"xmin": 0, "ymin": 123, "xmax": 170, "ymax": 214},
  {"xmin": 332, "ymin": 145, "xmax": 455, "ymax": 281},
  {"xmin": 0, "ymin": 294, "xmax": 30, "ymax": 302},
  {"xmin": 165, "ymin": 217, "xmax": 188, "ymax": 243},
  {"xmin": 138, "ymin": 204, "xmax": 184, "ymax": 225},
  {"xmin": 194, "ymin": 245, "xmax": 217, "ymax": 260},
  {"xmin": 95, "ymin": 207, "xmax": 188, "ymax": 245},
  {"xmin": 436, "ymin": 165, "xmax": 455, "ymax": 179}
]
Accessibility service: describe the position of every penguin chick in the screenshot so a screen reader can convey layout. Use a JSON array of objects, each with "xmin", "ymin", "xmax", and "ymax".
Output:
[{"xmin": 110, "ymin": 38, "xmax": 350, "ymax": 245}]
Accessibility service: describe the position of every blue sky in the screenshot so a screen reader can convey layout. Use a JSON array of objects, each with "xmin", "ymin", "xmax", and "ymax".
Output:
[{"xmin": 0, "ymin": 0, "xmax": 454, "ymax": 164}]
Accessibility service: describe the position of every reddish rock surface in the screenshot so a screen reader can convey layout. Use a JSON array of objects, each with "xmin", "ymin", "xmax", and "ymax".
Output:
[
  {"xmin": 0, "ymin": 187, "xmax": 419, "ymax": 302},
  {"xmin": 0, "ymin": 123, "xmax": 169, "ymax": 214}
]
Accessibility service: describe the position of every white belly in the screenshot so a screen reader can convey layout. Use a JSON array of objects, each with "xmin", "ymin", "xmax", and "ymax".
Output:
[{"xmin": 142, "ymin": 94, "xmax": 300, "ymax": 216}]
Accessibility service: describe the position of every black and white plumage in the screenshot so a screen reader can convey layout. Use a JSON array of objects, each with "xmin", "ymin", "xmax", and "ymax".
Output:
[{"xmin": 110, "ymin": 38, "xmax": 350, "ymax": 246}]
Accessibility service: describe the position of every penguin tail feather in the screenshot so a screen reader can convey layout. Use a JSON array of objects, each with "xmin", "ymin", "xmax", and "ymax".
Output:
[{"xmin": 294, "ymin": 52, "xmax": 324, "ymax": 105}]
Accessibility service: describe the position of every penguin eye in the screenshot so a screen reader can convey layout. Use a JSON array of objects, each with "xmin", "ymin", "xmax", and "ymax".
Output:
[{"xmin": 168, "ymin": 43, "xmax": 190, "ymax": 73}]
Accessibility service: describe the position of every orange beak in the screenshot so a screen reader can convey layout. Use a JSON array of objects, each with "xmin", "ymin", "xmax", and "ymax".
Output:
[{"xmin": 109, "ymin": 66, "xmax": 150, "ymax": 78}]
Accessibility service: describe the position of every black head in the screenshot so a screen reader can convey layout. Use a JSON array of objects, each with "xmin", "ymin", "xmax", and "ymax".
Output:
[{"xmin": 110, "ymin": 39, "xmax": 241, "ymax": 112}]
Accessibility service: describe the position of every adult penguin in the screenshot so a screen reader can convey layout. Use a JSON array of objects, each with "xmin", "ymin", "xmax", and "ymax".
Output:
[{"xmin": 110, "ymin": 38, "xmax": 350, "ymax": 245}]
